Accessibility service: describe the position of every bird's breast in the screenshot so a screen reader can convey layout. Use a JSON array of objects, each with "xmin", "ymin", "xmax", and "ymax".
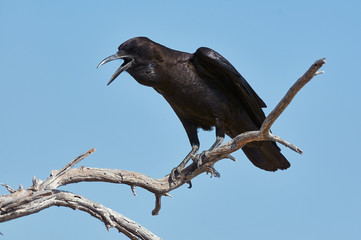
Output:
[{"xmin": 157, "ymin": 73, "xmax": 231, "ymax": 129}]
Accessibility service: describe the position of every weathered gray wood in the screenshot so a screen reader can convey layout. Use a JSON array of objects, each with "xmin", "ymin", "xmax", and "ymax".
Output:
[{"xmin": 0, "ymin": 188, "xmax": 160, "ymax": 240}]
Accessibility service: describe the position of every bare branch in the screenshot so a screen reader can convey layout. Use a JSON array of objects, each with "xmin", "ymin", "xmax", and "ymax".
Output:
[
  {"xmin": 268, "ymin": 133, "xmax": 303, "ymax": 154},
  {"xmin": 0, "ymin": 189, "xmax": 160, "ymax": 240},
  {"xmin": 260, "ymin": 58, "xmax": 326, "ymax": 135}
]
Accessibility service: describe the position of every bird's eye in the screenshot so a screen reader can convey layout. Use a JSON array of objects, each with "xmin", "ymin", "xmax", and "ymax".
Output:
[{"xmin": 130, "ymin": 47, "xmax": 139, "ymax": 54}]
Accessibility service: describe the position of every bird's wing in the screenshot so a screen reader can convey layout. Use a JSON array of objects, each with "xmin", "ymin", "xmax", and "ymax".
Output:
[{"xmin": 192, "ymin": 47, "xmax": 267, "ymax": 127}]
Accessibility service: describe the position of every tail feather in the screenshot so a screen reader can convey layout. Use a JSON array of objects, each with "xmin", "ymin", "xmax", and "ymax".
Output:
[{"xmin": 242, "ymin": 141, "xmax": 290, "ymax": 171}]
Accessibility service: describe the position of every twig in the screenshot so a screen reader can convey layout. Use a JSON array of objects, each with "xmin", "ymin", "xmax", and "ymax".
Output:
[
  {"xmin": 131, "ymin": 185, "xmax": 137, "ymax": 196},
  {"xmin": 268, "ymin": 133, "xmax": 303, "ymax": 154},
  {"xmin": 40, "ymin": 148, "xmax": 96, "ymax": 190},
  {"xmin": 0, "ymin": 184, "xmax": 15, "ymax": 194}
]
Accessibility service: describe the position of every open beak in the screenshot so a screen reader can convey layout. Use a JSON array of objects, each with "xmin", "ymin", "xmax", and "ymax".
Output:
[{"xmin": 97, "ymin": 51, "xmax": 135, "ymax": 85}]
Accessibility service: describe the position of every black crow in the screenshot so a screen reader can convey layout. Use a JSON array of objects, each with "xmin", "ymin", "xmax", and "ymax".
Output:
[{"xmin": 98, "ymin": 37, "xmax": 290, "ymax": 179}]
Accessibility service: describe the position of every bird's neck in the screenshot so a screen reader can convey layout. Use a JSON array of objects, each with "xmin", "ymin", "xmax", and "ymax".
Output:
[{"xmin": 127, "ymin": 48, "xmax": 190, "ymax": 88}]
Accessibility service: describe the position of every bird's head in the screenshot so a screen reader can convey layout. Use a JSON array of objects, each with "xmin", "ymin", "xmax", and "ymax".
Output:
[{"xmin": 97, "ymin": 37, "xmax": 162, "ymax": 85}]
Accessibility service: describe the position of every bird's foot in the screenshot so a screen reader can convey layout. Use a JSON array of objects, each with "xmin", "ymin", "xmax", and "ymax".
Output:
[
  {"xmin": 193, "ymin": 150, "xmax": 224, "ymax": 178},
  {"xmin": 206, "ymin": 166, "xmax": 221, "ymax": 178},
  {"xmin": 169, "ymin": 166, "xmax": 182, "ymax": 183},
  {"xmin": 168, "ymin": 151, "xmax": 197, "ymax": 183},
  {"xmin": 193, "ymin": 150, "xmax": 210, "ymax": 169}
]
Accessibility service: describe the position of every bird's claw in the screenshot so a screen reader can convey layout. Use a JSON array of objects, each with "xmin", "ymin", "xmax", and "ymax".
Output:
[
  {"xmin": 210, "ymin": 167, "xmax": 221, "ymax": 178},
  {"xmin": 193, "ymin": 150, "xmax": 221, "ymax": 178},
  {"xmin": 193, "ymin": 151, "xmax": 209, "ymax": 169},
  {"xmin": 170, "ymin": 167, "xmax": 179, "ymax": 183},
  {"xmin": 205, "ymin": 166, "xmax": 221, "ymax": 178},
  {"xmin": 169, "ymin": 152, "xmax": 198, "ymax": 183}
]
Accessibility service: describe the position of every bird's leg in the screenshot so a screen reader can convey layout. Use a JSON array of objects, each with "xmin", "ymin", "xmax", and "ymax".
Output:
[
  {"xmin": 194, "ymin": 136, "xmax": 224, "ymax": 169},
  {"xmin": 209, "ymin": 121, "xmax": 236, "ymax": 162},
  {"xmin": 194, "ymin": 123, "xmax": 225, "ymax": 169},
  {"xmin": 204, "ymin": 138, "xmax": 236, "ymax": 168},
  {"xmin": 194, "ymin": 137, "xmax": 235, "ymax": 177},
  {"xmin": 209, "ymin": 136, "xmax": 224, "ymax": 151},
  {"xmin": 170, "ymin": 144, "xmax": 199, "ymax": 182},
  {"xmin": 169, "ymin": 121, "xmax": 200, "ymax": 182},
  {"xmin": 194, "ymin": 123, "xmax": 235, "ymax": 177},
  {"xmin": 197, "ymin": 135, "xmax": 224, "ymax": 178}
]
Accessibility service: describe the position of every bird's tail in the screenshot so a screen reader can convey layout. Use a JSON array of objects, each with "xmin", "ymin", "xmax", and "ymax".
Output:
[{"xmin": 242, "ymin": 141, "xmax": 290, "ymax": 171}]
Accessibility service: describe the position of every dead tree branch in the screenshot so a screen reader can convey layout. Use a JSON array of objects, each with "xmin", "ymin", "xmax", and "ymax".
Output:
[
  {"xmin": 0, "ymin": 58, "xmax": 326, "ymax": 239},
  {"xmin": 0, "ymin": 150, "xmax": 161, "ymax": 240}
]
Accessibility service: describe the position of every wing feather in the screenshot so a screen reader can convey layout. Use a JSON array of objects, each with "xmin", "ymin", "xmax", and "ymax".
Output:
[{"xmin": 192, "ymin": 47, "xmax": 266, "ymax": 127}]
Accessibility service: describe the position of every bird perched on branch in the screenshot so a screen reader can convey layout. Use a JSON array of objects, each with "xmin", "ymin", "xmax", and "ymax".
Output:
[{"xmin": 98, "ymin": 37, "xmax": 290, "ymax": 180}]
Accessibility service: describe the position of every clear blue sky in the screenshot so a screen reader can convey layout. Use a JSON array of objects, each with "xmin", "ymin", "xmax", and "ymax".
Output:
[{"xmin": 1, "ymin": 1, "xmax": 360, "ymax": 239}]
